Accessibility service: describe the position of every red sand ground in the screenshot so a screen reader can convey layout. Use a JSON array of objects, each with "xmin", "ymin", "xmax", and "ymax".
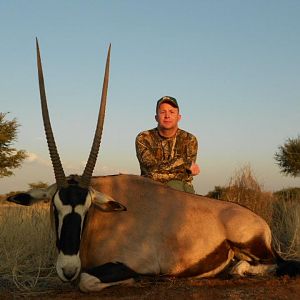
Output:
[{"xmin": 1, "ymin": 276, "xmax": 299, "ymax": 300}]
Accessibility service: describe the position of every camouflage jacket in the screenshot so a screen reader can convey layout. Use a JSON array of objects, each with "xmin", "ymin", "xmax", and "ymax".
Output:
[{"xmin": 135, "ymin": 128, "xmax": 198, "ymax": 184}]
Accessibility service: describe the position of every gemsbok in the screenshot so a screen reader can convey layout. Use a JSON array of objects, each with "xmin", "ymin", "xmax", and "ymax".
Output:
[{"xmin": 8, "ymin": 40, "xmax": 300, "ymax": 292}]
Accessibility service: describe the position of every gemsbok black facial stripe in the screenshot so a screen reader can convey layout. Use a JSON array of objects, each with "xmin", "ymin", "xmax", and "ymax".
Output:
[
  {"xmin": 53, "ymin": 186, "xmax": 92, "ymax": 254},
  {"xmin": 59, "ymin": 212, "xmax": 82, "ymax": 255},
  {"xmin": 59, "ymin": 185, "xmax": 88, "ymax": 206}
]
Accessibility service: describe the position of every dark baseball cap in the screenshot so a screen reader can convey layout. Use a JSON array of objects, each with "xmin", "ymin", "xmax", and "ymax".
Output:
[{"xmin": 156, "ymin": 96, "xmax": 179, "ymax": 111}]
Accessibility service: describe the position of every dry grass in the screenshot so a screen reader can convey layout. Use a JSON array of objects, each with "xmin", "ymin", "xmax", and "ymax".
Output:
[
  {"xmin": 0, "ymin": 203, "xmax": 64, "ymax": 293},
  {"xmin": 224, "ymin": 165, "xmax": 273, "ymax": 224},
  {"xmin": 221, "ymin": 165, "xmax": 300, "ymax": 259},
  {"xmin": 0, "ymin": 194, "xmax": 6, "ymax": 204},
  {"xmin": 272, "ymin": 197, "xmax": 300, "ymax": 259}
]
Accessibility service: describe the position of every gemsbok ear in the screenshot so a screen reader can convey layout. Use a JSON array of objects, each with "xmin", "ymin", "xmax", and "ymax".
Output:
[
  {"xmin": 7, "ymin": 193, "xmax": 35, "ymax": 206},
  {"xmin": 92, "ymin": 190, "xmax": 127, "ymax": 212},
  {"xmin": 6, "ymin": 185, "xmax": 57, "ymax": 206}
]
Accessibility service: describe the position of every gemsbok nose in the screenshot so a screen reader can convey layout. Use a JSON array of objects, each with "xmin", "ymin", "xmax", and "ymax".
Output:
[{"xmin": 62, "ymin": 267, "xmax": 79, "ymax": 281}]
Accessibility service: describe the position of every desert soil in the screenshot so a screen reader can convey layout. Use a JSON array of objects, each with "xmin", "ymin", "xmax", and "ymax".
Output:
[{"xmin": 1, "ymin": 276, "xmax": 299, "ymax": 300}]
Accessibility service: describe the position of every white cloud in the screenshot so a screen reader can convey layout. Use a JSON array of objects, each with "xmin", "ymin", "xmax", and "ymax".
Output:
[
  {"xmin": 26, "ymin": 152, "xmax": 51, "ymax": 167},
  {"xmin": 26, "ymin": 152, "xmax": 38, "ymax": 162}
]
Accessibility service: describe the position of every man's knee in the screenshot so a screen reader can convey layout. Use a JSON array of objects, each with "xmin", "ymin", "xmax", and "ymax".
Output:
[{"xmin": 166, "ymin": 180, "xmax": 195, "ymax": 194}]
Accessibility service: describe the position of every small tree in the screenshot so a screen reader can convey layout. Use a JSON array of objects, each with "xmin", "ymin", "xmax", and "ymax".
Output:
[
  {"xmin": 28, "ymin": 182, "xmax": 49, "ymax": 190},
  {"xmin": 205, "ymin": 186, "xmax": 227, "ymax": 200},
  {"xmin": 275, "ymin": 135, "xmax": 300, "ymax": 177},
  {"xmin": 0, "ymin": 112, "xmax": 27, "ymax": 178}
]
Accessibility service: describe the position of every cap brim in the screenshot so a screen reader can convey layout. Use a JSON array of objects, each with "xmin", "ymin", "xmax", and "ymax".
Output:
[{"xmin": 158, "ymin": 99, "xmax": 178, "ymax": 108}]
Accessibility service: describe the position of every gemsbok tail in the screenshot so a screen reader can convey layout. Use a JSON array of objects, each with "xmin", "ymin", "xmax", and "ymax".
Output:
[
  {"xmin": 274, "ymin": 248, "xmax": 300, "ymax": 277},
  {"xmin": 276, "ymin": 259, "xmax": 300, "ymax": 277}
]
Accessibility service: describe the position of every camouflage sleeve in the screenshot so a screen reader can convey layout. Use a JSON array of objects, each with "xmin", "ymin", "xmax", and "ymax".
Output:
[
  {"xmin": 185, "ymin": 134, "xmax": 198, "ymax": 171},
  {"xmin": 135, "ymin": 132, "xmax": 159, "ymax": 171}
]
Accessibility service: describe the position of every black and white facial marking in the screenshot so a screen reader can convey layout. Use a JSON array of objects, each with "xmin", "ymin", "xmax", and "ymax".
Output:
[{"xmin": 53, "ymin": 181, "xmax": 92, "ymax": 282}]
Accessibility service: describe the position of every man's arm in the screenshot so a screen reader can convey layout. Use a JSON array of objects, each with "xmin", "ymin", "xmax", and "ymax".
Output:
[
  {"xmin": 189, "ymin": 162, "xmax": 200, "ymax": 176},
  {"xmin": 185, "ymin": 135, "xmax": 200, "ymax": 176}
]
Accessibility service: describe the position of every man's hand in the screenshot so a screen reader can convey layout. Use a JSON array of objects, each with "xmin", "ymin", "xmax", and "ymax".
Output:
[{"xmin": 189, "ymin": 162, "xmax": 200, "ymax": 176}]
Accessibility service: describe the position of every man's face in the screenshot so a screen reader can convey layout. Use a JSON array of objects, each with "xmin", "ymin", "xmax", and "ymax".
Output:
[{"xmin": 155, "ymin": 102, "xmax": 181, "ymax": 130}]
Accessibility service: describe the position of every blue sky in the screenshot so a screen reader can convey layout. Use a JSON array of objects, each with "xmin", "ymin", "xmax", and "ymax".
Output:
[{"xmin": 1, "ymin": 0, "xmax": 299, "ymax": 195}]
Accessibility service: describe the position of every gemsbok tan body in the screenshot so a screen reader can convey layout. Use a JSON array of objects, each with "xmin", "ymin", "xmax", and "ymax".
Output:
[{"xmin": 8, "ymin": 40, "xmax": 300, "ymax": 293}]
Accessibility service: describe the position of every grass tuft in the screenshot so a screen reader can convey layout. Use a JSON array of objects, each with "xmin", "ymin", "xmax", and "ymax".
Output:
[{"xmin": 0, "ymin": 203, "xmax": 63, "ymax": 292}]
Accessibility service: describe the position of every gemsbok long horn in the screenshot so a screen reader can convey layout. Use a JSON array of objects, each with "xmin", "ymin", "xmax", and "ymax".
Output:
[
  {"xmin": 36, "ymin": 38, "xmax": 67, "ymax": 188},
  {"xmin": 36, "ymin": 38, "xmax": 111, "ymax": 189},
  {"xmin": 80, "ymin": 44, "xmax": 111, "ymax": 188}
]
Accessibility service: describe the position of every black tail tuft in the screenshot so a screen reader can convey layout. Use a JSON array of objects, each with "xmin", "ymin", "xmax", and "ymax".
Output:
[{"xmin": 276, "ymin": 259, "xmax": 300, "ymax": 277}]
